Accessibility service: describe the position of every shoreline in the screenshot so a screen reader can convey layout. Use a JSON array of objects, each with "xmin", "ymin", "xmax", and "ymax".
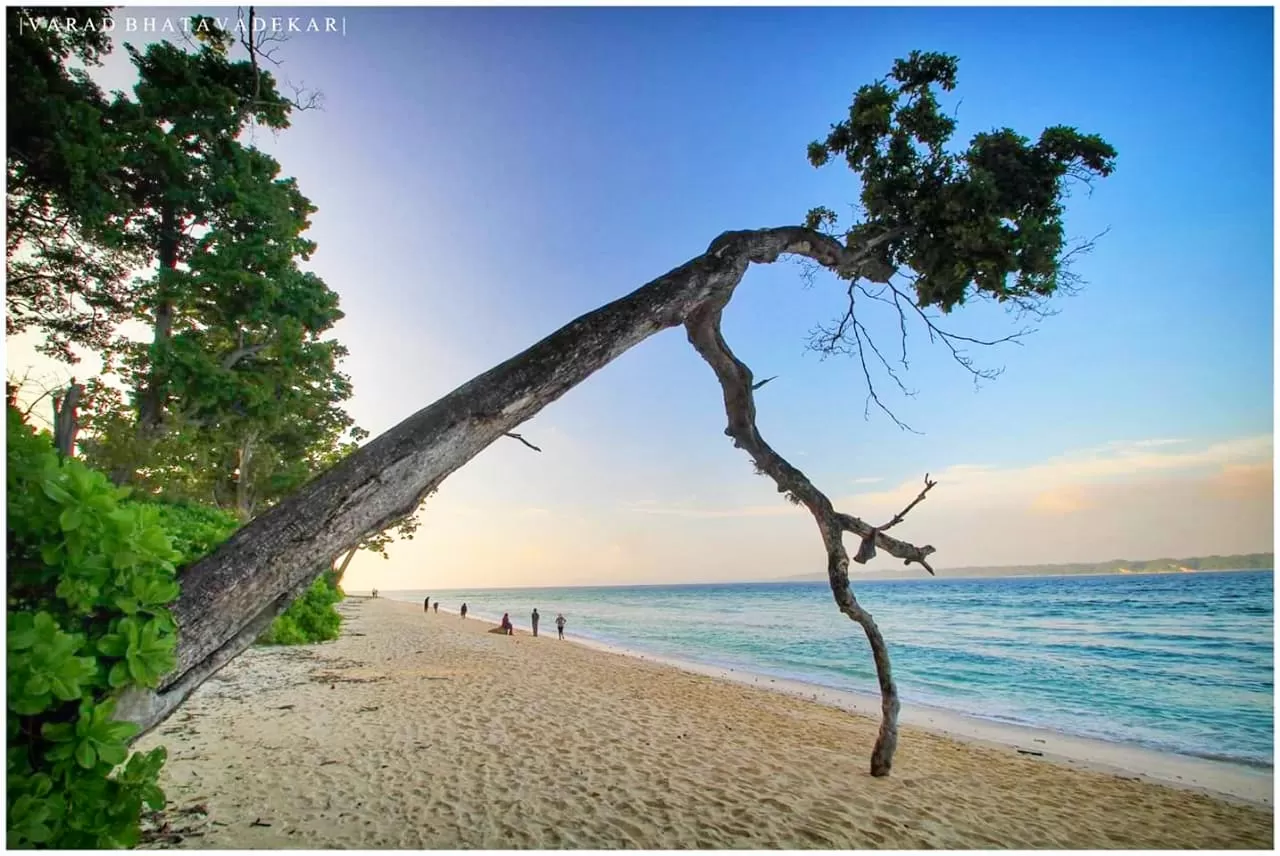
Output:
[
  {"xmin": 551, "ymin": 630, "xmax": 1275, "ymax": 808},
  {"xmin": 382, "ymin": 595, "xmax": 1272, "ymax": 806},
  {"xmin": 137, "ymin": 597, "xmax": 1273, "ymax": 849}
]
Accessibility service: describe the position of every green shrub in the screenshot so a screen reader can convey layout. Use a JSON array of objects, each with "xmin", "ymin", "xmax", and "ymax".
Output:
[
  {"xmin": 259, "ymin": 573, "xmax": 344, "ymax": 645},
  {"xmin": 7, "ymin": 404, "xmax": 343, "ymax": 845},
  {"xmin": 6, "ymin": 407, "xmax": 182, "ymax": 848},
  {"xmin": 139, "ymin": 500, "xmax": 239, "ymax": 565}
]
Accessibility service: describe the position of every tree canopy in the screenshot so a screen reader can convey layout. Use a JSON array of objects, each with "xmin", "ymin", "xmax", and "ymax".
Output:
[
  {"xmin": 6, "ymin": 7, "xmax": 142, "ymax": 362},
  {"xmin": 806, "ymin": 50, "xmax": 1115, "ymax": 313}
]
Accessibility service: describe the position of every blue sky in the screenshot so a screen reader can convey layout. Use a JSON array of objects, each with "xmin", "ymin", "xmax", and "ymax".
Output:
[{"xmin": 8, "ymin": 5, "xmax": 1274, "ymax": 588}]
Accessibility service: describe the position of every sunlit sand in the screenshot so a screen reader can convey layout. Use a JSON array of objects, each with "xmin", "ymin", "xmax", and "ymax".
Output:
[{"xmin": 136, "ymin": 597, "xmax": 1273, "ymax": 849}]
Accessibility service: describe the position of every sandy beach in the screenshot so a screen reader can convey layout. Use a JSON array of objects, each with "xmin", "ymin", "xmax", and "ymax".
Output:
[{"xmin": 135, "ymin": 597, "xmax": 1273, "ymax": 849}]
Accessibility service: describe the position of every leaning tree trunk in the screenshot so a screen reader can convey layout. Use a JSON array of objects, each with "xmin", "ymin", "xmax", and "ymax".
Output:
[{"xmin": 115, "ymin": 226, "xmax": 937, "ymax": 776}]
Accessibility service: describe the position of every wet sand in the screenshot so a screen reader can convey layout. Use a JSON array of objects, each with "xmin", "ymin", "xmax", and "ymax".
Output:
[{"xmin": 136, "ymin": 597, "xmax": 1273, "ymax": 849}]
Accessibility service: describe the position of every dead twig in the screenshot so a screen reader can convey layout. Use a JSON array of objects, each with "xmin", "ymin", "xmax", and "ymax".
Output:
[{"xmin": 504, "ymin": 432, "xmax": 542, "ymax": 452}]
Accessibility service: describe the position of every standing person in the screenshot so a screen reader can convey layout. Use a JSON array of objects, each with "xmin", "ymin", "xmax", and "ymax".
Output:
[
  {"xmin": 433, "ymin": 602, "xmax": 439, "ymax": 614},
  {"xmin": 460, "ymin": 603, "xmax": 468, "ymax": 619},
  {"xmin": 555, "ymin": 613, "xmax": 566, "ymax": 640},
  {"xmin": 531, "ymin": 608, "xmax": 540, "ymax": 637},
  {"xmin": 372, "ymin": 588, "xmax": 378, "ymax": 599},
  {"xmin": 424, "ymin": 596, "xmax": 430, "ymax": 613}
]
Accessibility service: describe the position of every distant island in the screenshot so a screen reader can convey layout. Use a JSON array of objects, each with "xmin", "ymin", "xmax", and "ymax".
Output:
[{"xmin": 779, "ymin": 553, "xmax": 1275, "ymax": 582}]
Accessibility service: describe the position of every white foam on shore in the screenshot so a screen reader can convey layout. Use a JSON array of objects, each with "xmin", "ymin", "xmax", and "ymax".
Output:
[{"xmin": 378, "ymin": 595, "xmax": 1273, "ymax": 807}]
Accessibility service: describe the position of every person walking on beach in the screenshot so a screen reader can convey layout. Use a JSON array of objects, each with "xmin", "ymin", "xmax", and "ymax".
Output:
[
  {"xmin": 460, "ymin": 603, "xmax": 468, "ymax": 619},
  {"xmin": 531, "ymin": 608, "xmax": 540, "ymax": 637},
  {"xmin": 372, "ymin": 588, "xmax": 378, "ymax": 599},
  {"xmin": 433, "ymin": 601, "xmax": 439, "ymax": 614},
  {"xmin": 500, "ymin": 613, "xmax": 514, "ymax": 635},
  {"xmin": 555, "ymin": 613, "xmax": 566, "ymax": 640},
  {"xmin": 424, "ymin": 596, "xmax": 430, "ymax": 613}
]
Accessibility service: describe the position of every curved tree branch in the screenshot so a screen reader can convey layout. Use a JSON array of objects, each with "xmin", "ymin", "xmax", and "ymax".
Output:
[
  {"xmin": 115, "ymin": 226, "xmax": 937, "ymax": 777},
  {"xmin": 684, "ymin": 292, "xmax": 933, "ymax": 776},
  {"xmin": 220, "ymin": 342, "xmax": 268, "ymax": 370}
]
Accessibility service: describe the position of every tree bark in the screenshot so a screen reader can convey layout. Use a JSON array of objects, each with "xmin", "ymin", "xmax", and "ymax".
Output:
[
  {"xmin": 138, "ymin": 202, "xmax": 179, "ymax": 436},
  {"xmin": 234, "ymin": 429, "xmax": 258, "ymax": 521},
  {"xmin": 52, "ymin": 380, "xmax": 83, "ymax": 458},
  {"xmin": 115, "ymin": 226, "xmax": 937, "ymax": 775},
  {"xmin": 683, "ymin": 296, "xmax": 917, "ymax": 776},
  {"xmin": 332, "ymin": 546, "xmax": 358, "ymax": 587}
]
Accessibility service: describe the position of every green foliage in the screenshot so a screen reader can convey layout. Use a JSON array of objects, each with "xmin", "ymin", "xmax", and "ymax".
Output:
[
  {"xmin": 9, "ymin": 7, "xmax": 359, "ymax": 520},
  {"xmin": 79, "ymin": 30, "xmax": 357, "ymax": 515},
  {"xmin": 807, "ymin": 50, "xmax": 1117, "ymax": 313},
  {"xmin": 6, "ymin": 406, "xmax": 180, "ymax": 848},
  {"xmin": 140, "ymin": 500, "xmax": 240, "ymax": 565},
  {"xmin": 258, "ymin": 573, "xmax": 344, "ymax": 646},
  {"xmin": 6, "ymin": 6, "xmax": 148, "ymax": 362}
]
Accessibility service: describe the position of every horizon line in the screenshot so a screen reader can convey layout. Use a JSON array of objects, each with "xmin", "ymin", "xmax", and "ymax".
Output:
[{"xmin": 370, "ymin": 564, "xmax": 1273, "ymax": 595}]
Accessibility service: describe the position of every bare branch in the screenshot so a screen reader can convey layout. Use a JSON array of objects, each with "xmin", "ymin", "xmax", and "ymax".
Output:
[
  {"xmin": 889, "ymin": 279, "xmax": 1030, "ymax": 387},
  {"xmin": 232, "ymin": 5, "xmax": 323, "ymax": 139},
  {"xmin": 503, "ymin": 432, "xmax": 542, "ymax": 453},
  {"xmin": 23, "ymin": 386, "xmax": 57, "ymax": 420},
  {"xmin": 8, "ymin": 370, "xmax": 74, "ymax": 426},
  {"xmin": 751, "ymin": 376, "xmax": 777, "ymax": 391},
  {"xmin": 220, "ymin": 343, "xmax": 268, "ymax": 370},
  {"xmin": 878, "ymin": 473, "xmax": 938, "ymax": 533},
  {"xmin": 235, "ymin": 7, "xmax": 263, "ymax": 127},
  {"xmin": 284, "ymin": 81, "xmax": 323, "ymax": 113},
  {"xmin": 684, "ymin": 285, "xmax": 936, "ymax": 775}
]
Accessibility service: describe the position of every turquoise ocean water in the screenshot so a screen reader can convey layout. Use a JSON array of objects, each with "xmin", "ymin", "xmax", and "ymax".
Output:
[{"xmin": 387, "ymin": 570, "xmax": 1274, "ymax": 768}]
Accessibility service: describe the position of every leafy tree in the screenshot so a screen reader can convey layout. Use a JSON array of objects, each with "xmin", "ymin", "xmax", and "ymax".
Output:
[
  {"xmin": 96, "ymin": 141, "xmax": 353, "ymax": 516},
  {"xmin": 6, "ymin": 6, "xmax": 147, "ymax": 363},
  {"xmin": 802, "ymin": 50, "xmax": 1115, "ymax": 426},
  {"xmin": 31, "ymin": 15, "xmax": 354, "ymax": 523},
  {"xmin": 105, "ymin": 31, "xmax": 292, "ymax": 435},
  {"xmin": 806, "ymin": 51, "xmax": 1113, "ymax": 314}
]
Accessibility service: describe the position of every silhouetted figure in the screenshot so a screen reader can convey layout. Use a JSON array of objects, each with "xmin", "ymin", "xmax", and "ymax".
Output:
[
  {"xmin": 433, "ymin": 602, "xmax": 439, "ymax": 614},
  {"xmin": 531, "ymin": 608, "xmax": 540, "ymax": 637},
  {"xmin": 555, "ymin": 613, "xmax": 566, "ymax": 640},
  {"xmin": 500, "ymin": 613, "xmax": 514, "ymax": 635},
  {"xmin": 460, "ymin": 603, "xmax": 468, "ymax": 619},
  {"xmin": 372, "ymin": 588, "xmax": 378, "ymax": 599},
  {"xmin": 424, "ymin": 596, "xmax": 430, "ymax": 612}
]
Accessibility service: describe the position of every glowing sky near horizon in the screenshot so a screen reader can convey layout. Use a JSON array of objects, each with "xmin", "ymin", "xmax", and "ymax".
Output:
[{"xmin": 7, "ymin": 5, "xmax": 1274, "ymax": 589}]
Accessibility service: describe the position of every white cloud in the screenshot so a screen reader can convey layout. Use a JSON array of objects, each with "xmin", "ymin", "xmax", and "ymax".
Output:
[
  {"xmin": 615, "ymin": 434, "xmax": 1273, "ymax": 525},
  {"xmin": 843, "ymin": 434, "xmax": 1273, "ymax": 511}
]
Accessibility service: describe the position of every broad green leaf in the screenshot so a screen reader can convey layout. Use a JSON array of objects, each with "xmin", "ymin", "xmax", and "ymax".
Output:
[
  {"xmin": 96, "ymin": 634, "xmax": 127, "ymax": 657},
  {"xmin": 74, "ymin": 740, "xmax": 97, "ymax": 770},
  {"xmin": 96, "ymin": 742, "xmax": 127, "ymax": 767},
  {"xmin": 41, "ymin": 480, "xmax": 72, "ymax": 504},
  {"xmin": 41, "ymin": 723, "xmax": 75, "ymax": 743},
  {"xmin": 59, "ymin": 505, "xmax": 84, "ymax": 532},
  {"xmin": 23, "ymin": 674, "xmax": 51, "ymax": 697},
  {"xmin": 107, "ymin": 661, "xmax": 130, "ymax": 688}
]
